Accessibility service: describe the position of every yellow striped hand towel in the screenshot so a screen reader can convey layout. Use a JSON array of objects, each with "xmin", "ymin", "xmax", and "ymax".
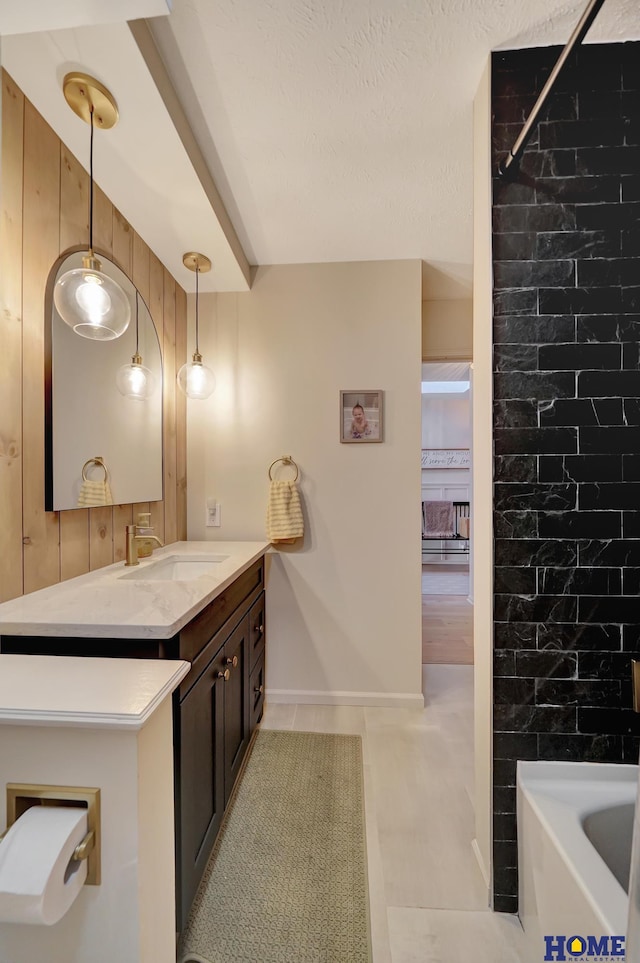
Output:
[
  {"xmin": 77, "ymin": 479, "xmax": 114, "ymax": 508},
  {"xmin": 266, "ymin": 480, "xmax": 304, "ymax": 545}
]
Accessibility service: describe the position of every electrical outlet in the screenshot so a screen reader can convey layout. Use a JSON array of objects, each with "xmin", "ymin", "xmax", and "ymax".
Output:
[{"xmin": 205, "ymin": 501, "xmax": 221, "ymax": 527}]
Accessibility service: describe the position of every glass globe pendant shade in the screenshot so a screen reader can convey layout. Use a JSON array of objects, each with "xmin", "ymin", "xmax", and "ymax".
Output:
[
  {"xmin": 177, "ymin": 352, "xmax": 216, "ymax": 400},
  {"xmin": 116, "ymin": 354, "xmax": 156, "ymax": 400},
  {"xmin": 54, "ymin": 253, "xmax": 131, "ymax": 341}
]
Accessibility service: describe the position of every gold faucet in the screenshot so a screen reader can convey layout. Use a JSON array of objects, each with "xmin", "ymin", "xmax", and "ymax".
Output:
[{"xmin": 124, "ymin": 524, "xmax": 164, "ymax": 566}]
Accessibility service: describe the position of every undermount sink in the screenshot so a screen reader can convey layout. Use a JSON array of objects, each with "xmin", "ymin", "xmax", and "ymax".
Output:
[{"xmin": 118, "ymin": 554, "xmax": 229, "ymax": 581}]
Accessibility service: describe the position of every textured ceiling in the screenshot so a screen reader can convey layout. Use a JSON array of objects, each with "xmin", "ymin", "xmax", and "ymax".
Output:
[
  {"xmin": 6, "ymin": 1, "xmax": 639, "ymax": 294},
  {"xmin": 148, "ymin": 0, "xmax": 640, "ymax": 291}
]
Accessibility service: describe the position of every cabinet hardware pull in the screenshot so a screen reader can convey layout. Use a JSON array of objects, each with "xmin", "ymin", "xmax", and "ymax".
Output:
[
  {"xmin": 226, "ymin": 655, "xmax": 238, "ymax": 668},
  {"xmin": 217, "ymin": 668, "xmax": 230, "ymax": 682},
  {"xmin": 254, "ymin": 684, "xmax": 264, "ymax": 694},
  {"xmin": 255, "ymin": 624, "xmax": 264, "ymax": 635}
]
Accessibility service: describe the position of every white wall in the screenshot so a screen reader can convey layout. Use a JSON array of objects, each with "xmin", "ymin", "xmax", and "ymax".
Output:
[
  {"xmin": 472, "ymin": 59, "xmax": 493, "ymax": 901},
  {"xmin": 421, "ymin": 395, "xmax": 470, "ymax": 450},
  {"xmin": 421, "ymin": 262, "xmax": 473, "ymax": 363},
  {"xmin": 187, "ymin": 260, "xmax": 423, "ymax": 707},
  {"xmin": 422, "ymin": 298, "xmax": 473, "ymax": 361}
]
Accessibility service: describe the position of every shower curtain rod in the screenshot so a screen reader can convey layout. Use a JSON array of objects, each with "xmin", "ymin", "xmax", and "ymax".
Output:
[{"xmin": 498, "ymin": 0, "xmax": 607, "ymax": 178}]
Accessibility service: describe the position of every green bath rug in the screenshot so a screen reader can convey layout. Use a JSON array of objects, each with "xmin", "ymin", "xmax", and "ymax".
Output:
[{"xmin": 178, "ymin": 728, "xmax": 371, "ymax": 963}]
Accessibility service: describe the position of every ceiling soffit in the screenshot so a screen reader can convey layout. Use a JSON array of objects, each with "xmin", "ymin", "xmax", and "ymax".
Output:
[
  {"xmin": 2, "ymin": 21, "xmax": 250, "ymax": 293},
  {"xmin": 0, "ymin": 0, "xmax": 171, "ymax": 36}
]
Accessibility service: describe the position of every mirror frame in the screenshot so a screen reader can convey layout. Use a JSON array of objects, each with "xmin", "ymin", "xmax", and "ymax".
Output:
[{"xmin": 44, "ymin": 246, "xmax": 164, "ymax": 512}]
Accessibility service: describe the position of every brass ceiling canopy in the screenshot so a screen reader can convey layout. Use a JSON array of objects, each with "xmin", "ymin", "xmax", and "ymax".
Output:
[
  {"xmin": 62, "ymin": 72, "xmax": 119, "ymax": 129},
  {"xmin": 183, "ymin": 252, "xmax": 212, "ymax": 274}
]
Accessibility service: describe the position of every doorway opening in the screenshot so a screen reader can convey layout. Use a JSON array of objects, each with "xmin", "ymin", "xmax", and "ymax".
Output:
[{"xmin": 421, "ymin": 362, "xmax": 473, "ymax": 666}]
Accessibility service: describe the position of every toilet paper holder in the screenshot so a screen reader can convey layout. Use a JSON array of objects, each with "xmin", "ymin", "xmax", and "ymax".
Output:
[
  {"xmin": 0, "ymin": 823, "xmax": 91, "ymax": 859},
  {"xmin": 3, "ymin": 784, "xmax": 101, "ymax": 885}
]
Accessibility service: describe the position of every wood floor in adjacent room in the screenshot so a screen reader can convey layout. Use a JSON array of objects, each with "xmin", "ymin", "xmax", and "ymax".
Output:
[{"xmin": 422, "ymin": 565, "xmax": 473, "ymax": 665}]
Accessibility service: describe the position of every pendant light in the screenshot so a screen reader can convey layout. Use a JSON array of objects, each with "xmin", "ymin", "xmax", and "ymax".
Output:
[
  {"xmin": 53, "ymin": 73, "xmax": 131, "ymax": 341},
  {"xmin": 116, "ymin": 291, "xmax": 156, "ymax": 400},
  {"xmin": 177, "ymin": 252, "xmax": 216, "ymax": 400}
]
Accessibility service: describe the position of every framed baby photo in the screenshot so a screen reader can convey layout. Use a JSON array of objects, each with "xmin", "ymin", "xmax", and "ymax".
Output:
[{"xmin": 340, "ymin": 390, "xmax": 384, "ymax": 444}]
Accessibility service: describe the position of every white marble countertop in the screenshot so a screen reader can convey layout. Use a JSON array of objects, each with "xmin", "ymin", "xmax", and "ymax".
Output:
[
  {"xmin": 0, "ymin": 541, "xmax": 269, "ymax": 640},
  {"xmin": 0, "ymin": 654, "xmax": 190, "ymax": 729}
]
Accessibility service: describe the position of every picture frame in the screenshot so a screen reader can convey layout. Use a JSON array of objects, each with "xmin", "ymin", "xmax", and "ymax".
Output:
[
  {"xmin": 421, "ymin": 448, "xmax": 471, "ymax": 469},
  {"xmin": 340, "ymin": 390, "xmax": 383, "ymax": 444}
]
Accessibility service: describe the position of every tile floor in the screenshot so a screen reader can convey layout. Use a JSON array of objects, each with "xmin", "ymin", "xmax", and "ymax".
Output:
[{"xmin": 261, "ymin": 665, "xmax": 529, "ymax": 963}]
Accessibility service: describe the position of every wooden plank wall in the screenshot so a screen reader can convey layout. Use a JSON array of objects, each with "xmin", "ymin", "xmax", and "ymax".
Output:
[{"xmin": 0, "ymin": 71, "xmax": 187, "ymax": 602}]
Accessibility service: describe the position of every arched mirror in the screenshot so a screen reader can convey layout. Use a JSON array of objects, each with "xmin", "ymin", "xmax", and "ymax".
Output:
[{"xmin": 45, "ymin": 251, "xmax": 163, "ymax": 511}]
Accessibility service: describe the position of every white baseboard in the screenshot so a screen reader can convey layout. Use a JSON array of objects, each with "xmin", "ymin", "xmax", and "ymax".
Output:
[{"xmin": 266, "ymin": 688, "xmax": 425, "ymax": 709}]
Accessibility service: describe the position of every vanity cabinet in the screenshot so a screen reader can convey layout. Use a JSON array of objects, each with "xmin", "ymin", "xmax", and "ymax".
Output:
[
  {"xmin": 175, "ymin": 602, "xmax": 255, "ymax": 927},
  {"xmin": 176, "ymin": 640, "xmax": 225, "ymax": 930},
  {"xmin": 0, "ymin": 555, "xmax": 267, "ymax": 933}
]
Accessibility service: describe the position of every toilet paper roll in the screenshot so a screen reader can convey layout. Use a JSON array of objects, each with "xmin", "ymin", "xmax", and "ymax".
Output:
[{"xmin": 0, "ymin": 806, "xmax": 88, "ymax": 925}]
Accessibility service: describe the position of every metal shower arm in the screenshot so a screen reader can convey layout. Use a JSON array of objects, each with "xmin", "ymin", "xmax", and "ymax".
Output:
[{"xmin": 499, "ymin": 0, "xmax": 607, "ymax": 178}]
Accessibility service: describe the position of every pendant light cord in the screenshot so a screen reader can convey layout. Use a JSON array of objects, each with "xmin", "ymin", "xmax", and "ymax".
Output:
[
  {"xmin": 89, "ymin": 107, "xmax": 95, "ymax": 253},
  {"xmin": 195, "ymin": 262, "xmax": 200, "ymax": 354},
  {"xmin": 135, "ymin": 290, "xmax": 139, "ymax": 355}
]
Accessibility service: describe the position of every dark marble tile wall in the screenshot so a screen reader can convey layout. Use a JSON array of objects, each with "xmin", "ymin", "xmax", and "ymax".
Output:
[{"xmin": 492, "ymin": 41, "xmax": 640, "ymax": 913}]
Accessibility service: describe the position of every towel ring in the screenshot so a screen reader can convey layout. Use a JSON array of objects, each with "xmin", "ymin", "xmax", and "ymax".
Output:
[
  {"xmin": 268, "ymin": 455, "xmax": 299, "ymax": 482},
  {"xmin": 82, "ymin": 456, "xmax": 108, "ymax": 482}
]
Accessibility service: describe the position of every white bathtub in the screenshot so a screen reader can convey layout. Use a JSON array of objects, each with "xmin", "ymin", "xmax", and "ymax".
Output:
[{"xmin": 517, "ymin": 761, "xmax": 637, "ymax": 960}]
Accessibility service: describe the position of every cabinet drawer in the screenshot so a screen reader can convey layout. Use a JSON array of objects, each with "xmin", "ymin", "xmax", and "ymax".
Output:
[
  {"xmin": 179, "ymin": 557, "xmax": 264, "ymax": 664},
  {"xmin": 248, "ymin": 591, "xmax": 266, "ymax": 672},
  {"xmin": 249, "ymin": 648, "xmax": 266, "ymax": 733}
]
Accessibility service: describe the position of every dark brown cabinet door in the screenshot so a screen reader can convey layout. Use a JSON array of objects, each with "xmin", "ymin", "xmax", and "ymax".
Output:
[
  {"xmin": 175, "ymin": 652, "xmax": 226, "ymax": 931},
  {"xmin": 223, "ymin": 615, "xmax": 250, "ymax": 804}
]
